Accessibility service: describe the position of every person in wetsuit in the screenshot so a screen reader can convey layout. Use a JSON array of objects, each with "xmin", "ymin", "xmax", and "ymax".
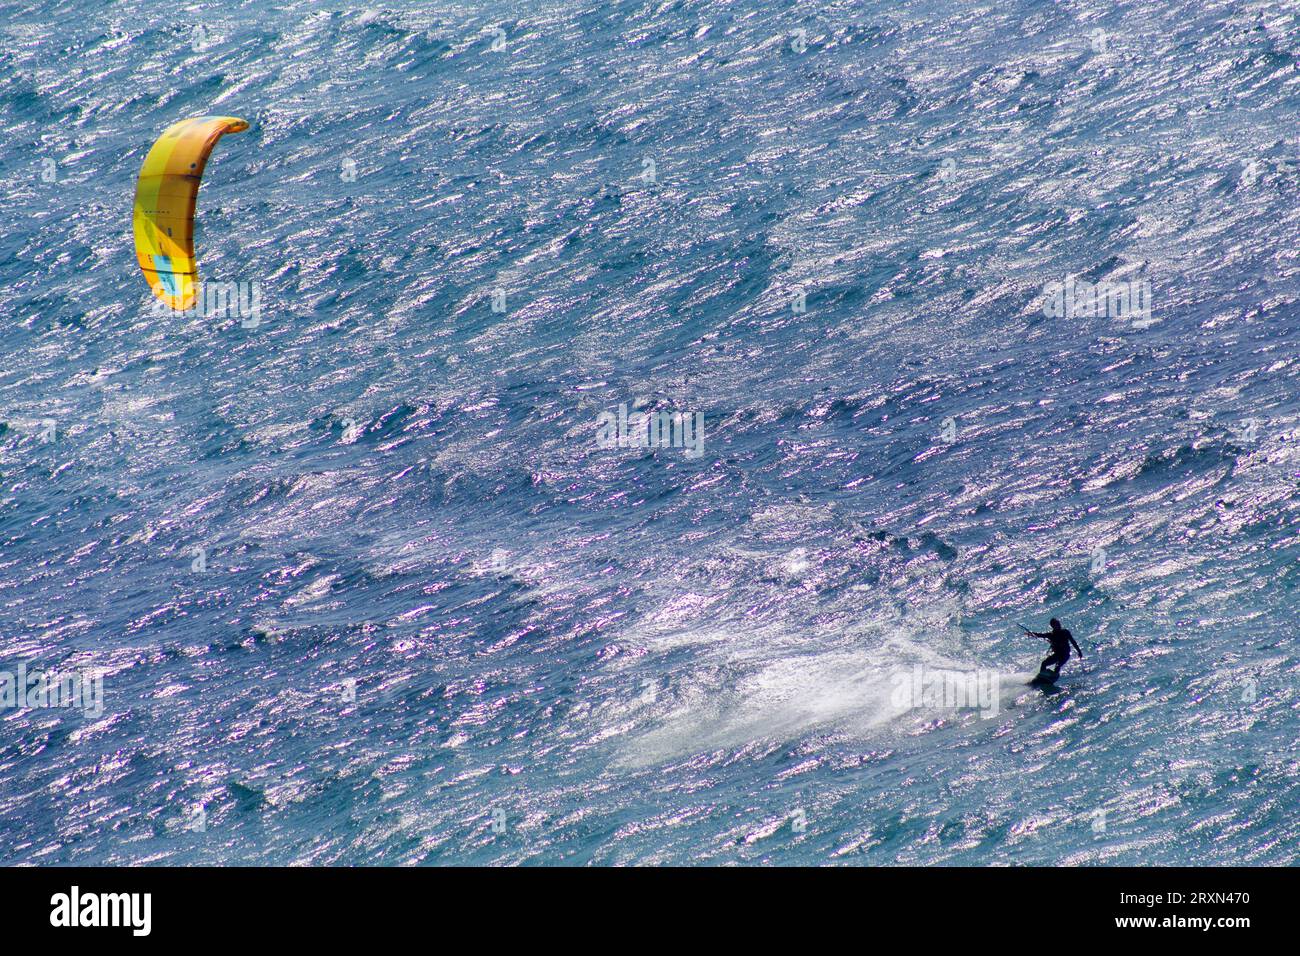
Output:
[{"xmin": 1025, "ymin": 618, "xmax": 1082, "ymax": 677}]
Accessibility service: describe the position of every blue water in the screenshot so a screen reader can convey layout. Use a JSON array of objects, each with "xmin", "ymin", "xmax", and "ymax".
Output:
[{"xmin": 2, "ymin": 0, "xmax": 1299, "ymax": 865}]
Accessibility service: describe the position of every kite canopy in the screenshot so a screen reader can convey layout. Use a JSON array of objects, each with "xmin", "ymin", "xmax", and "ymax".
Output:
[{"xmin": 132, "ymin": 116, "xmax": 248, "ymax": 310}]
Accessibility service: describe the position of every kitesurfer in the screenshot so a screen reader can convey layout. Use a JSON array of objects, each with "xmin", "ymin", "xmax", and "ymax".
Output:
[{"xmin": 1023, "ymin": 618, "xmax": 1082, "ymax": 678}]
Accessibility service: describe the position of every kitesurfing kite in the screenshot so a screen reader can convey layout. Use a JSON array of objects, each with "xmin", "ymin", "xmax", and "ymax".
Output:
[{"xmin": 132, "ymin": 115, "xmax": 248, "ymax": 310}]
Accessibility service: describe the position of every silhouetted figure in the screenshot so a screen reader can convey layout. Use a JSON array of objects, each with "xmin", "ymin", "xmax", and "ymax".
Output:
[{"xmin": 1025, "ymin": 618, "xmax": 1082, "ymax": 677}]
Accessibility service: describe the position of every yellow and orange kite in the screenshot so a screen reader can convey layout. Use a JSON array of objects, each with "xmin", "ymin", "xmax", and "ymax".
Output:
[{"xmin": 132, "ymin": 116, "xmax": 248, "ymax": 310}]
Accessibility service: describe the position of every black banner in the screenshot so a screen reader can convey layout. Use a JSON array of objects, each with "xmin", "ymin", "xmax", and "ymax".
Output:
[{"xmin": 0, "ymin": 866, "xmax": 1276, "ymax": 942}]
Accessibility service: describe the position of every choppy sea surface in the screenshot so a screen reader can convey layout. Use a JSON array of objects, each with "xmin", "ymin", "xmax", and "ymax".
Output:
[{"xmin": 2, "ymin": 0, "xmax": 1300, "ymax": 865}]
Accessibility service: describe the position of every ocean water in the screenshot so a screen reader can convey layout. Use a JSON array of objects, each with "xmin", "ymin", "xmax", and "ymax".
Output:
[{"xmin": 1, "ymin": 0, "xmax": 1299, "ymax": 865}]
